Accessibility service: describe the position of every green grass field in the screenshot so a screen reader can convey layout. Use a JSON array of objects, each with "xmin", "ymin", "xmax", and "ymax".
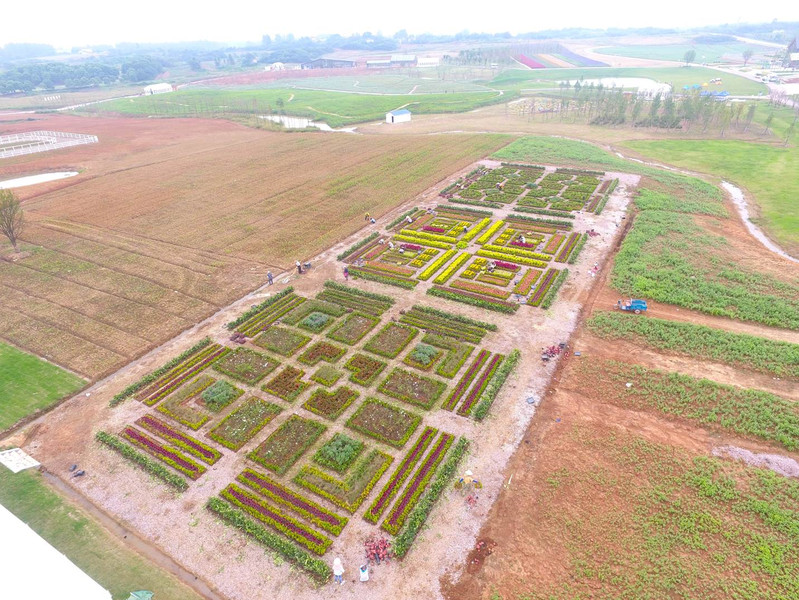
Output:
[
  {"xmin": 488, "ymin": 66, "xmax": 767, "ymax": 95},
  {"xmin": 623, "ymin": 138, "xmax": 799, "ymax": 255},
  {"xmin": 0, "ymin": 342, "xmax": 85, "ymax": 431},
  {"xmin": 594, "ymin": 42, "xmax": 773, "ymax": 64},
  {"xmin": 90, "ymin": 88, "xmax": 509, "ymax": 127},
  {"xmin": 251, "ymin": 74, "xmax": 494, "ymax": 94},
  {"xmin": 0, "ymin": 468, "xmax": 203, "ymax": 600}
]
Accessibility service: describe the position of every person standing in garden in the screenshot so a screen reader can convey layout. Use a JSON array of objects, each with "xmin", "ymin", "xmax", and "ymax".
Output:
[
  {"xmin": 267, "ymin": 271, "xmax": 273, "ymax": 285},
  {"xmin": 343, "ymin": 266, "xmax": 349, "ymax": 281},
  {"xmin": 359, "ymin": 564, "xmax": 369, "ymax": 583},
  {"xmin": 333, "ymin": 557, "xmax": 345, "ymax": 585},
  {"xmin": 296, "ymin": 260, "xmax": 302, "ymax": 274}
]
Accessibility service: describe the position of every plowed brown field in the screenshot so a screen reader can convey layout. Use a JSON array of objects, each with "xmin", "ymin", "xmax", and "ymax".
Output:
[{"xmin": 0, "ymin": 114, "xmax": 508, "ymax": 378}]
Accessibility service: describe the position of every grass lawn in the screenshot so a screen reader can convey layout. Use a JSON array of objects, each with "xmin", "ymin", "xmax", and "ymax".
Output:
[
  {"xmin": 0, "ymin": 342, "xmax": 85, "ymax": 431},
  {"xmin": 489, "ymin": 66, "xmax": 766, "ymax": 95},
  {"xmin": 91, "ymin": 88, "xmax": 509, "ymax": 127},
  {"xmin": 0, "ymin": 468, "xmax": 203, "ymax": 600},
  {"xmin": 594, "ymin": 41, "xmax": 772, "ymax": 64},
  {"xmin": 623, "ymin": 138, "xmax": 799, "ymax": 255}
]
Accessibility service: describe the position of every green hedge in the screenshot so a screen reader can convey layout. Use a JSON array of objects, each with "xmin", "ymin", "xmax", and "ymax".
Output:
[
  {"xmin": 446, "ymin": 197, "xmax": 503, "ymax": 210},
  {"xmin": 427, "ymin": 286, "xmax": 518, "ymax": 314},
  {"xmin": 323, "ymin": 280, "xmax": 395, "ymax": 304},
  {"xmin": 95, "ymin": 431, "xmax": 188, "ymax": 491},
  {"xmin": 541, "ymin": 268, "xmax": 569, "ymax": 310},
  {"xmin": 226, "ymin": 287, "xmax": 295, "ymax": 330},
  {"xmin": 350, "ymin": 267, "xmax": 417, "ymax": 290},
  {"xmin": 411, "ymin": 304, "xmax": 498, "ymax": 332},
  {"xmin": 473, "ymin": 350, "xmax": 521, "ymax": 421},
  {"xmin": 392, "ymin": 438, "xmax": 469, "ymax": 558},
  {"xmin": 337, "ymin": 232, "xmax": 379, "ymax": 261},
  {"xmin": 437, "ymin": 204, "xmax": 494, "ymax": 217},
  {"xmin": 110, "ymin": 338, "xmax": 212, "ymax": 407},
  {"xmin": 388, "ymin": 207, "xmax": 419, "ymax": 229},
  {"xmin": 506, "ymin": 214, "xmax": 573, "ymax": 229},
  {"xmin": 513, "ymin": 206, "xmax": 574, "ymax": 219},
  {"xmin": 567, "ymin": 235, "xmax": 588, "ymax": 265},
  {"xmin": 206, "ymin": 497, "xmax": 331, "ymax": 583}
]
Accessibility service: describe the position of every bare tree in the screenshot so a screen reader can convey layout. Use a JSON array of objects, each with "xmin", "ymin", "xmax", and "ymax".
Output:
[{"xmin": 0, "ymin": 189, "xmax": 25, "ymax": 252}]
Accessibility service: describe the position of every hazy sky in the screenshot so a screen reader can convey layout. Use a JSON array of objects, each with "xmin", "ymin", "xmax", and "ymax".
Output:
[{"xmin": 4, "ymin": 0, "xmax": 798, "ymax": 48}]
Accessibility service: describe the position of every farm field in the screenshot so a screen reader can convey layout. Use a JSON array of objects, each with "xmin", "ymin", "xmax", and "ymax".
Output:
[
  {"xmin": 88, "ymin": 88, "xmax": 509, "ymax": 127},
  {"xmin": 7, "ymin": 146, "xmax": 635, "ymax": 600},
  {"xmin": 0, "ymin": 342, "xmax": 85, "ymax": 431},
  {"xmin": 594, "ymin": 41, "xmax": 774, "ymax": 64},
  {"xmin": 0, "ymin": 113, "xmax": 507, "ymax": 379},
  {"xmin": 250, "ymin": 74, "xmax": 496, "ymax": 94}
]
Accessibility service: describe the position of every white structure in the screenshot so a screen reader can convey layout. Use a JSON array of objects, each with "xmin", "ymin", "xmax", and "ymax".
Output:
[
  {"xmin": 0, "ymin": 502, "xmax": 112, "ymax": 600},
  {"xmin": 0, "ymin": 131, "xmax": 98, "ymax": 160},
  {"xmin": 417, "ymin": 56, "xmax": 440, "ymax": 68},
  {"xmin": 266, "ymin": 62, "xmax": 286, "ymax": 71},
  {"xmin": 386, "ymin": 109, "xmax": 411, "ymax": 124},
  {"xmin": 143, "ymin": 83, "xmax": 173, "ymax": 95}
]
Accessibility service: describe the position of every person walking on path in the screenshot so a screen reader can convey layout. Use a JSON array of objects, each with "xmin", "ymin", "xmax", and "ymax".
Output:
[
  {"xmin": 365, "ymin": 212, "xmax": 370, "ymax": 221},
  {"xmin": 343, "ymin": 266, "xmax": 349, "ymax": 281},
  {"xmin": 267, "ymin": 271, "xmax": 273, "ymax": 285},
  {"xmin": 333, "ymin": 557, "xmax": 345, "ymax": 585},
  {"xmin": 359, "ymin": 564, "xmax": 369, "ymax": 583},
  {"xmin": 296, "ymin": 260, "xmax": 302, "ymax": 274}
]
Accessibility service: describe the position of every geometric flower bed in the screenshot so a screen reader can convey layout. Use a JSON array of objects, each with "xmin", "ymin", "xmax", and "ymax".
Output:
[
  {"xmin": 302, "ymin": 386, "xmax": 359, "ymax": 421},
  {"xmin": 156, "ymin": 375, "xmax": 215, "ymax": 430},
  {"xmin": 364, "ymin": 323, "xmax": 418, "ymax": 358},
  {"xmin": 233, "ymin": 291, "xmax": 305, "ymax": 337},
  {"xmin": 346, "ymin": 398, "xmax": 421, "ymax": 448},
  {"xmin": 294, "ymin": 449, "xmax": 393, "ymax": 513},
  {"xmin": 201, "ymin": 380, "xmax": 244, "ymax": 413},
  {"xmin": 327, "ymin": 312, "xmax": 380, "ymax": 345},
  {"xmin": 138, "ymin": 344, "xmax": 230, "ymax": 406},
  {"xmin": 343, "ymin": 354, "xmax": 387, "ymax": 387},
  {"xmin": 456, "ymin": 354, "xmax": 504, "ymax": 417},
  {"xmin": 121, "ymin": 426, "xmax": 206, "ymax": 479},
  {"xmin": 529, "ymin": 268, "xmax": 559, "ymax": 307},
  {"xmin": 315, "ymin": 281, "xmax": 394, "ymax": 316},
  {"xmin": 238, "ymin": 468, "xmax": 348, "ymax": 535},
  {"xmin": 220, "ymin": 484, "xmax": 332, "ymax": 555},
  {"xmin": 555, "ymin": 232, "xmax": 581, "ymax": 262},
  {"xmin": 512, "ymin": 269, "xmax": 541, "ymax": 295},
  {"xmin": 422, "ymin": 334, "xmax": 474, "ymax": 379},
  {"xmin": 212, "ymin": 347, "xmax": 280, "ymax": 385},
  {"xmin": 297, "ymin": 341, "xmax": 346, "ymax": 366},
  {"xmin": 403, "ymin": 342, "xmax": 443, "ymax": 371},
  {"xmin": 249, "ymin": 415, "xmax": 327, "ymax": 475},
  {"xmin": 136, "ymin": 414, "xmax": 222, "ymax": 464},
  {"xmin": 208, "ymin": 397, "xmax": 283, "ymax": 451},
  {"xmin": 254, "ymin": 327, "xmax": 311, "ymax": 357},
  {"xmin": 382, "ymin": 432, "xmax": 454, "ymax": 534},
  {"xmin": 363, "ymin": 426, "xmax": 437, "ymax": 524},
  {"xmin": 298, "ymin": 312, "xmax": 335, "ymax": 333},
  {"xmin": 262, "ymin": 366, "xmax": 310, "ymax": 402},
  {"xmin": 280, "ymin": 299, "xmax": 346, "ymax": 326},
  {"xmin": 442, "ymin": 350, "xmax": 490, "ymax": 411},
  {"xmin": 378, "ymin": 368, "xmax": 447, "ymax": 410},
  {"xmin": 312, "ymin": 433, "xmax": 364, "ymax": 473},
  {"xmin": 310, "ymin": 366, "xmax": 342, "ymax": 387},
  {"xmin": 397, "ymin": 305, "xmax": 494, "ymax": 344}
]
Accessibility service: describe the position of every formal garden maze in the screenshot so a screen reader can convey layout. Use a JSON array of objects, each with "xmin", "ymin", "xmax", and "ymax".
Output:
[{"xmin": 95, "ymin": 160, "xmax": 627, "ymax": 585}]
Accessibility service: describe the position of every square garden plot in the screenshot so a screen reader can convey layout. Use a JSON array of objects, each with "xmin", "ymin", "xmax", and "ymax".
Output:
[
  {"xmin": 157, "ymin": 374, "xmax": 215, "ymax": 430},
  {"xmin": 201, "ymin": 380, "xmax": 244, "ymax": 412},
  {"xmin": 327, "ymin": 312, "xmax": 379, "ymax": 345},
  {"xmin": 297, "ymin": 311, "xmax": 336, "ymax": 333},
  {"xmin": 344, "ymin": 354, "xmax": 387, "ymax": 387},
  {"xmin": 262, "ymin": 366, "xmax": 310, "ymax": 402},
  {"xmin": 378, "ymin": 368, "xmax": 447, "ymax": 410},
  {"xmin": 212, "ymin": 347, "xmax": 279, "ymax": 385},
  {"xmin": 208, "ymin": 397, "xmax": 282, "ymax": 450},
  {"xmin": 312, "ymin": 433, "xmax": 364, "ymax": 473},
  {"xmin": 249, "ymin": 415, "xmax": 327, "ymax": 474},
  {"xmin": 364, "ymin": 323, "xmax": 418, "ymax": 358},
  {"xmin": 346, "ymin": 398, "xmax": 421, "ymax": 448},
  {"xmin": 403, "ymin": 343, "xmax": 443, "ymax": 372},
  {"xmin": 254, "ymin": 326, "xmax": 310, "ymax": 357},
  {"xmin": 311, "ymin": 366, "xmax": 342, "ymax": 387},
  {"xmin": 297, "ymin": 341, "xmax": 346, "ymax": 366},
  {"xmin": 303, "ymin": 386, "xmax": 359, "ymax": 421}
]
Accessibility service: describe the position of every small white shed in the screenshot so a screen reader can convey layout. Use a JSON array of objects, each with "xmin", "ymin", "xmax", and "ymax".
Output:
[
  {"xmin": 386, "ymin": 109, "xmax": 411, "ymax": 124},
  {"xmin": 143, "ymin": 83, "xmax": 173, "ymax": 95}
]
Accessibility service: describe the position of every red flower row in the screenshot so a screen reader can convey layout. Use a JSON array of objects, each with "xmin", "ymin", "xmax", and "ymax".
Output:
[
  {"xmin": 142, "ymin": 346, "xmax": 228, "ymax": 406},
  {"xmin": 510, "ymin": 240, "xmax": 535, "ymax": 249},
  {"xmin": 365, "ymin": 427, "xmax": 437, "ymax": 523},
  {"xmin": 529, "ymin": 269, "xmax": 557, "ymax": 306},
  {"xmin": 400, "ymin": 243, "xmax": 422, "ymax": 251},
  {"xmin": 383, "ymin": 433, "xmax": 453, "ymax": 534},
  {"xmin": 543, "ymin": 234, "xmax": 565, "ymax": 254},
  {"xmin": 239, "ymin": 468, "xmax": 347, "ymax": 535},
  {"xmin": 494, "ymin": 260, "xmax": 520, "ymax": 271},
  {"xmin": 136, "ymin": 414, "xmax": 221, "ymax": 464},
  {"xmin": 121, "ymin": 426, "xmax": 205, "ymax": 479},
  {"xmin": 457, "ymin": 354, "xmax": 503, "ymax": 416},
  {"xmin": 555, "ymin": 232, "xmax": 580, "ymax": 262},
  {"xmin": 443, "ymin": 350, "xmax": 490, "ymax": 411},
  {"xmin": 423, "ymin": 226, "xmax": 447, "ymax": 233}
]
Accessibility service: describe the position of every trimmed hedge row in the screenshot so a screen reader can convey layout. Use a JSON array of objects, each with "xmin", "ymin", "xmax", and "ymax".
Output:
[
  {"xmin": 505, "ymin": 213, "xmax": 573, "ymax": 229},
  {"xmin": 350, "ymin": 267, "xmax": 417, "ymax": 289},
  {"xmin": 472, "ymin": 349, "xmax": 521, "ymax": 421},
  {"xmin": 337, "ymin": 232, "xmax": 379, "ymax": 261},
  {"xmin": 513, "ymin": 206, "xmax": 574, "ymax": 219},
  {"xmin": 95, "ymin": 431, "xmax": 188, "ymax": 491},
  {"xmin": 388, "ymin": 207, "xmax": 419, "ymax": 230},
  {"xmin": 206, "ymin": 497, "xmax": 331, "ymax": 582},
  {"xmin": 411, "ymin": 304, "xmax": 497, "ymax": 332},
  {"xmin": 227, "ymin": 288, "xmax": 295, "ymax": 330},
  {"xmin": 427, "ymin": 286, "xmax": 519, "ymax": 314},
  {"xmin": 446, "ymin": 197, "xmax": 503, "ymax": 210},
  {"xmin": 110, "ymin": 338, "xmax": 212, "ymax": 406},
  {"xmin": 392, "ymin": 437, "xmax": 469, "ymax": 558},
  {"xmin": 323, "ymin": 280, "xmax": 394, "ymax": 304},
  {"xmin": 541, "ymin": 268, "xmax": 569, "ymax": 309},
  {"xmin": 567, "ymin": 234, "xmax": 589, "ymax": 265},
  {"xmin": 436, "ymin": 204, "xmax": 494, "ymax": 217}
]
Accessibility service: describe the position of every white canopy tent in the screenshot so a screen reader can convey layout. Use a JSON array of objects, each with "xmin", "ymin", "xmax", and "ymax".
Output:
[{"xmin": 0, "ymin": 502, "xmax": 112, "ymax": 600}]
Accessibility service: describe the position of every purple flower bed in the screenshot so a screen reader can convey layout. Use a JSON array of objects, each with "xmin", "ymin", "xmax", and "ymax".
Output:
[
  {"xmin": 442, "ymin": 350, "xmax": 489, "ymax": 411},
  {"xmin": 493, "ymin": 260, "xmax": 520, "ymax": 271},
  {"xmin": 400, "ymin": 243, "xmax": 422, "ymax": 251},
  {"xmin": 457, "ymin": 354, "xmax": 503, "ymax": 416},
  {"xmin": 510, "ymin": 240, "xmax": 535, "ymax": 249},
  {"xmin": 515, "ymin": 54, "xmax": 545, "ymax": 69},
  {"xmin": 142, "ymin": 346, "xmax": 229, "ymax": 406},
  {"xmin": 423, "ymin": 226, "xmax": 447, "ymax": 233},
  {"xmin": 556, "ymin": 44, "xmax": 608, "ymax": 67},
  {"xmin": 136, "ymin": 414, "xmax": 221, "ymax": 464},
  {"xmin": 121, "ymin": 426, "xmax": 205, "ymax": 479},
  {"xmin": 364, "ymin": 427, "xmax": 437, "ymax": 523},
  {"xmin": 529, "ymin": 268, "xmax": 558, "ymax": 306},
  {"xmin": 555, "ymin": 232, "xmax": 580, "ymax": 262}
]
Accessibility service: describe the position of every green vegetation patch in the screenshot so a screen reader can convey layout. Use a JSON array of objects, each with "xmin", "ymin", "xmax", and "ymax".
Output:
[
  {"xmin": 313, "ymin": 433, "xmax": 365, "ymax": 473},
  {"xmin": 0, "ymin": 342, "xmax": 85, "ymax": 431},
  {"xmin": 212, "ymin": 347, "xmax": 279, "ymax": 385},
  {"xmin": 208, "ymin": 397, "xmax": 283, "ymax": 451},
  {"xmin": 346, "ymin": 398, "xmax": 422, "ymax": 448},
  {"xmin": 364, "ymin": 322, "xmax": 418, "ymax": 358},
  {"xmin": 588, "ymin": 312, "xmax": 799, "ymax": 378},
  {"xmin": 311, "ymin": 365, "xmax": 342, "ymax": 387},
  {"xmin": 249, "ymin": 415, "xmax": 327, "ymax": 475},
  {"xmin": 327, "ymin": 312, "xmax": 380, "ymax": 345},
  {"xmin": 201, "ymin": 380, "xmax": 244, "ymax": 412},
  {"xmin": 254, "ymin": 326, "xmax": 311, "ymax": 357},
  {"xmin": 403, "ymin": 343, "xmax": 443, "ymax": 371},
  {"xmin": 298, "ymin": 312, "xmax": 334, "ymax": 333},
  {"xmin": 378, "ymin": 368, "xmax": 447, "ymax": 410}
]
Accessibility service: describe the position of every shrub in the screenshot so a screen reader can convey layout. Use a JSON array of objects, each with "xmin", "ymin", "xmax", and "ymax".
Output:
[
  {"xmin": 96, "ymin": 431, "xmax": 188, "ymax": 491},
  {"xmin": 472, "ymin": 349, "xmax": 521, "ymax": 421},
  {"xmin": 313, "ymin": 433, "xmax": 365, "ymax": 473},
  {"xmin": 201, "ymin": 380, "xmax": 243, "ymax": 412}
]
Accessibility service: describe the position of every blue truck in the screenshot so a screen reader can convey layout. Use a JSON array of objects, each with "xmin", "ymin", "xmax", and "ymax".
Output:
[{"xmin": 616, "ymin": 298, "xmax": 648, "ymax": 314}]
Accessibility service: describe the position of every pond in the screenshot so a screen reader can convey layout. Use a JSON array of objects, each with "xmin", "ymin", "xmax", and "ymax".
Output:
[
  {"xmin": 0, "ymin": 171, "xmax": 79, "ymax": 189},
  {"xmin": 258, "ymin": 115, "xmax": 356, "ymax": 133}
]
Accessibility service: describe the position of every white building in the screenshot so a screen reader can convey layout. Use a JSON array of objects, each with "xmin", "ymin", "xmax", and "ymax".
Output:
[
  {"xmin": 143, "ymin": 83, "xmax": 173, "ymax": 95},
  {"xmin": 417, "ymin": 56, "xmax": 440, "ymax": 68},
  {"xmin": 386, "ymin": 109, "xmax": 411, "ymax": 124},
  {"xmin": 0, "ymin": 502, "xmax": 112, "ymax": 600}
]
